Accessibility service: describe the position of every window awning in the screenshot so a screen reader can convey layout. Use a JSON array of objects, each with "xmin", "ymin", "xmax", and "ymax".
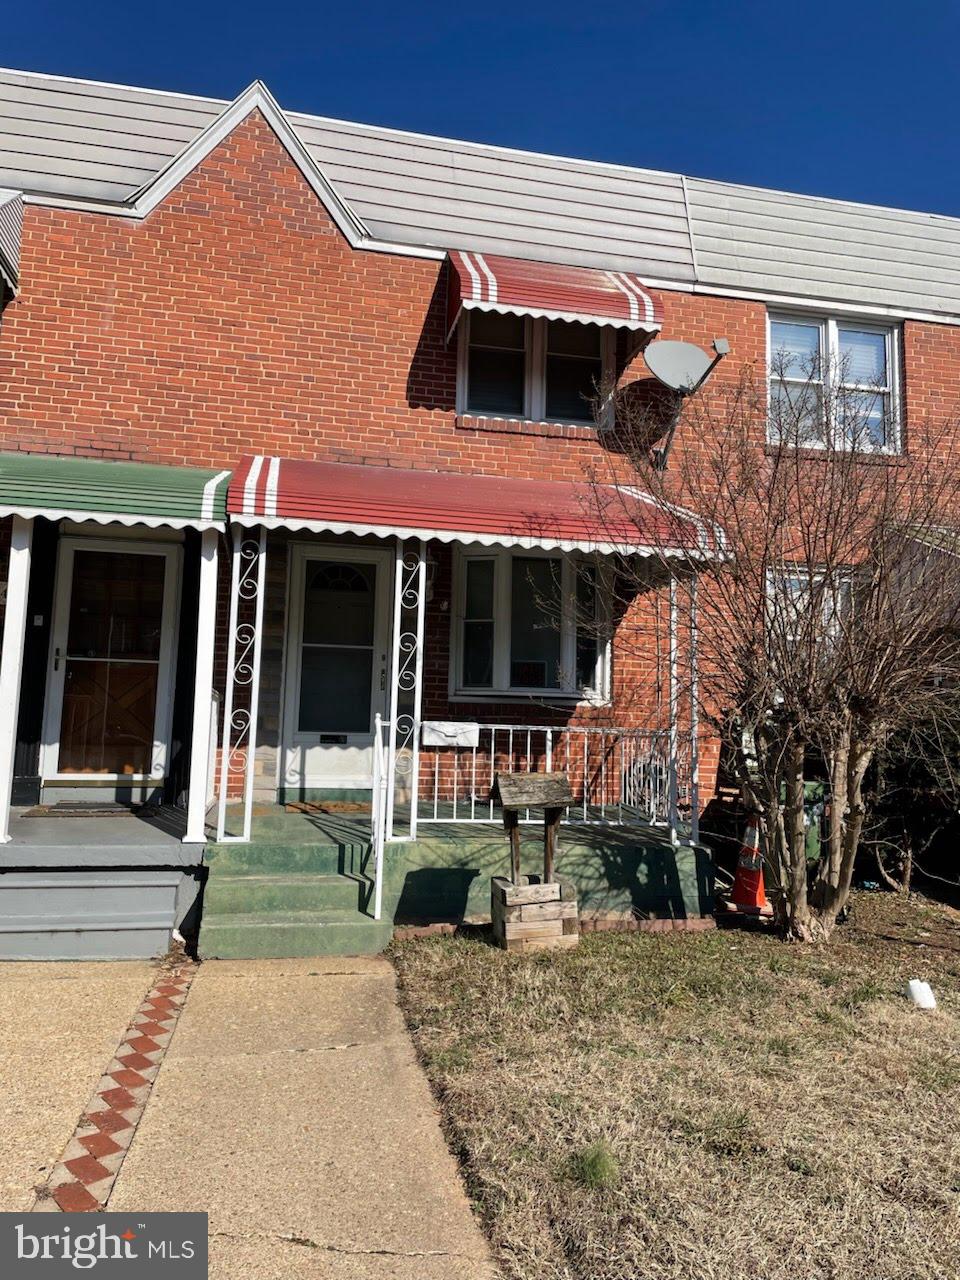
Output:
[
  {"xmin": 0, "ymin": 453, "xmax": 231, "ymax": 529},
  {"xmin": 446, "ymin": 250, "xmax": 662, "ymax": 342},
  {"xmin": 0, "ymin": 189, "xmax": 22, "ymax": 293},
  {"xmin": 229, "ymin": 455, "xmax": 712, "ymax": 558}
]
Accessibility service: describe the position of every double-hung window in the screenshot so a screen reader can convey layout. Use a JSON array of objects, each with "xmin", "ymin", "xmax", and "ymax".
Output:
[
  {"xmin": 768, "ymin": 313, "xmax": 900, "ymax": 452},
  {"xmin": 455, "ymin": 549, "xmax": 609, "ymax": 700},
  {"xmin": 461, "ymin": 313, "xmax": 612, "ymax": 426},
  {"xmin": 766, "ymin": 567, "xmax": 852, "ymax": 647}
]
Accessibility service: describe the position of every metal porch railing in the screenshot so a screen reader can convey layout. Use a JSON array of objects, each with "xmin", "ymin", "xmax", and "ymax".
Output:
[{"xmin": 417, "ymin": 723, "xmax": 686, "ymax": 829}]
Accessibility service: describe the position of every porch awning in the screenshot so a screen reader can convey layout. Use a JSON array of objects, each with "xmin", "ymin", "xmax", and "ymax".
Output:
[
  {"xmin": 446, "ymin": 250, "xmax": 662, "ymax": 341},
  {"xmin": 228, "ymin": 455, "xmax": 713, "ymax": 557},
  {"xmin": 0, "ymin": 453, "xmax": 231, "ymax": 529}
]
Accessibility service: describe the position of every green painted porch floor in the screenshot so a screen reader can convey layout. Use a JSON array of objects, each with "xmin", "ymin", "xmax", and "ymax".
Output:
[{"xmin": 199, "ymin": 807, "xmax": 713, "ymax": 959}]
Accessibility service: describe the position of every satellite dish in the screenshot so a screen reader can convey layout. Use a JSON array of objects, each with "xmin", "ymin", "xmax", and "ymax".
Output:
[{"xmin": 643, "ymin": 338, "xmax": 729, "ymax": 394}]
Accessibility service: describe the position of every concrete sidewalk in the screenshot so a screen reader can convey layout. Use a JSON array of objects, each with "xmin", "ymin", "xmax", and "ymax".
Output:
[
  {"xmin": 0, "ymin": 962, "xmax": 154, "ymax": 1211},
  {"xmin": 109, "ymin": 957, "xmax": 497, "ymax": 1280}
]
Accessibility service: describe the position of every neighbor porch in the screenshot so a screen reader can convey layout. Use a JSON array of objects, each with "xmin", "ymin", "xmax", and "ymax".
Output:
[{"xmin": 0, "ymin": 450, "xmax": 715, "ymax": 957}]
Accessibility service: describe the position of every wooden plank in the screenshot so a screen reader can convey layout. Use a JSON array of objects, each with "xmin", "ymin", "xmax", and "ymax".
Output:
[
  {"xmin": 492, "ymin": 877, "xmax": 562, "ymax": 906},
  {"xmin": 503, "ymin": 934, "xmax": 580, "ymax": 953},
  {"xmin": 503, "ymin": 918, "xmax": 565, "ymax": 940},
  {"xmin": 497, "ymin": 900, "xmax": 578, "ymax": 924},
  {"xmin": 493, "ymin": 771, "xmax": 574, "ymax": 809}
]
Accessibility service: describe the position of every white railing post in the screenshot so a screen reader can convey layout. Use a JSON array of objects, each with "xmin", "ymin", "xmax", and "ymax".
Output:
[
  {"xmin": 668, "ymin": 573, "xmax": 680, "ymax": 847},
  {"xmin": 689, "ymin": 575, "xmax": 700, "ymax": 846},
  {"xmin": 185, "ymin": 526, "xmax": 219, "ymax": 843},
  {"xmin": 371, "ymin": 712, "xmax": 387, "ymax": 920},
  {"xmin": 0, "ymin": 515, "xmax": 32, "ymax": 844}
]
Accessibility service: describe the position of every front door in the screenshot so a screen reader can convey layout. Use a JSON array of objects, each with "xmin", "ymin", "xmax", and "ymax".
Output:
[
  {"xmin": 41, "ymin": 538, "xmax": 180, "ymax": 786},
  {"xmin": 282, "ymin": 545, "xmax": 391, "ymax": 793}
]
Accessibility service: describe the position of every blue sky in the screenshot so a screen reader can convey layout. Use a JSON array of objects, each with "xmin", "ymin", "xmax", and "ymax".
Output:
[{"xmin": 4, "ymin": 1, "xmax": 958, "ymax": 215}]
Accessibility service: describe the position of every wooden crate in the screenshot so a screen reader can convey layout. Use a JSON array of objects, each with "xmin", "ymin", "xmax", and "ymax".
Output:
[{"xmin": 491, "ymin": 875, "xmax": 579, "ymax": 952}]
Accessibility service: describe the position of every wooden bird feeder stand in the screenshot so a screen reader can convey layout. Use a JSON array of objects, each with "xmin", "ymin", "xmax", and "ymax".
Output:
[{"xmin": 489, "ymin": 771, "xmax": 580, "ymax": 952}]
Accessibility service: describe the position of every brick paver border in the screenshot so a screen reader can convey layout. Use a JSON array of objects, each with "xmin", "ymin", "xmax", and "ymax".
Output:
[{"xmin": 32, "ymin": 960, "xmax": 197, "ymax": 1213}]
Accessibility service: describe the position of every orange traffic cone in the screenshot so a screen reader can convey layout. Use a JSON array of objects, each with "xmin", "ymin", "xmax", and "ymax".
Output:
[{"xmin": 726, "ymin": 821, "xmax": 773, "ymax": 916}]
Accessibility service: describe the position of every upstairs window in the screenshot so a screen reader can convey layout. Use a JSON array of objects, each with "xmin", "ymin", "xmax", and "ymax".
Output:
[
  {"xmin": 466, "ymin": 312, "xmax": 526, "ymax": 417},
  {"xmin": 454, "ymin": 549, "xmax": 610, "ymax": 701},
  {"xmin": 767, "ymin": 567, "xmax": 853, "ymax": 648},
  {"xmin": 768, "ymin": 313, "xmax": 901, "ymax": 452},
  {"xmin": 461, "ymin": 314, "xmax": 612, "ymax": 426}
]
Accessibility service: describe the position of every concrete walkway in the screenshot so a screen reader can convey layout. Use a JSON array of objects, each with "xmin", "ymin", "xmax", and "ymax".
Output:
[
  {"xmin": 109, "ymin": 957, "xmax": 497, "ymax": 1280},
  {"xmin": 0, "ymin": 962, "xmax": 154, "ymax": 1211}
]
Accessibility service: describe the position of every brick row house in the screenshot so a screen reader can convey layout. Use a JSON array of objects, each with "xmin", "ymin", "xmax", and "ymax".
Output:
[{"xmin": 0, "ymin": 67, "xmax": 956, "ymax": 957}]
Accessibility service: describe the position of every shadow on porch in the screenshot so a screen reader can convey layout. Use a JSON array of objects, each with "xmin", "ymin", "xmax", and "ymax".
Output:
[{"xmin": 198, "ymin": 803, "xmax": 714, "ymax": 958}]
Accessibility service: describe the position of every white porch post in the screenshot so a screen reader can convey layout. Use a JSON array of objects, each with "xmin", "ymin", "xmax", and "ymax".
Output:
[
  {"xmin": 689, "ymin": 575, "xmax": 700, "ymax": 846},
  {"xmin": 386, "ymin": 538, "xmax": 427, "ymax": 841},
  {"xmin": 668, "ymin": 571, "xmax": 679, "ymax": 847},
  {"xmin": 216, "ymin": 525, "xmax": 267, "ymax": 844},
  {"xmin": 184, "ymin": 526, "xmax": 219, "ymax": 844},
  {"xmin": 385, "ymin": 539, "xmax": 404, "ymax": 840},
  {"xmin": 239, "ymin": 526, "xmax": 268, "ymax": 843},
  {"xmin": 0, "ymin": 515, "xmax": 32, "ymax": 844},
  {"xmin": 408, "ymin": 539, "xmax": 427, "ymax": 841}
]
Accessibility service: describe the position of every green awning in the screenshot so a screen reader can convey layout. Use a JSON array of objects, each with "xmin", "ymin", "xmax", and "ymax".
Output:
[{"xmin": 0, "ymin": 453, "xmax": 230, "ymax": 529}]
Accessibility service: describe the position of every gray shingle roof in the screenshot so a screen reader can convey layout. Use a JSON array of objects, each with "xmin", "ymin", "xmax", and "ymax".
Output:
[{"xmin": 1, "ymin": 66, "xmax": 958, "ymax": 319}]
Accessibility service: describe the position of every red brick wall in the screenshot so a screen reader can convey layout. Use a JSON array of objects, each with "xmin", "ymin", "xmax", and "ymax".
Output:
[
  {"xmin": 0, "ymin": 111, "xmax": 760, "ymax": 485},
  {"xmin": 5, "ymin": 109, "xmax": 958, "ymax": 812}
]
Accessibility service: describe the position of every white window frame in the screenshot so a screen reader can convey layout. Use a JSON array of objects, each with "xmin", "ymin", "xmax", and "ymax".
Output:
[
  {"xmin": 766, "ymin": 565, "xmax": 853, "ymax": 647},
  {"xmin": 767, "ymin": 310, "xmax": 902, "ymax": 453},
  {"xmin": 450, "ymin": 547, "xmax": 611, "ymax": 703},
  {"xmin": 457, "ymin": 312, "xmax": 616, "ymax": 428}
]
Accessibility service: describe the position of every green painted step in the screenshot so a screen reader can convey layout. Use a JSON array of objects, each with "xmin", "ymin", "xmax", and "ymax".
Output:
[
  {"xmin": 202, "ymin": 872, "xmax": 370, "ymax": 916},
  {"xmin": 199, "ymin": 909, "xmax": 393, "ymax": 959},
  {"xmin": 205, "ymin": 843, "xmax": 369, "ymax": 876}
]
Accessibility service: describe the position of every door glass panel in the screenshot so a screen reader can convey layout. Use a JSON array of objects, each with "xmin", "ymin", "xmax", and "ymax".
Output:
[
  {"xmin": 299, "ymin": 649, "xmax": 373, "ymax": 733},
  {"xmin": 59, "ymin": 661, "xmax": 159, "ymax": 774},
  {"xmin": 67, "ymin": 551, "xmax": 165, "ymax": 659},
  {"xmin": 302, "ymin": 561, "xmax": 376, "ymax": 645},
  {"xmin": 57, "ymin": 550, "xmax": 167, "ymax": 775},
  {"xmin": 298, "ymin": 559, "xmax": 377, "ymax": 735}
]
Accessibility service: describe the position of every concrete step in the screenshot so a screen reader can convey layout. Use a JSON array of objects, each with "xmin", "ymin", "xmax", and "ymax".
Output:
[
  {"xmin": 198, "ymin": 909, "xmax": 393, "ymax": 958},
  {"xmin": 245, "ymin": 814, "xmax": 370, "ymax": 835},
  {"xmin": 205, "ymin": 842, "xmax": 369, "ymax": 876},
  {"xmin": 202, "ymin": 872, "xmax": 370, "ymax": 916}
]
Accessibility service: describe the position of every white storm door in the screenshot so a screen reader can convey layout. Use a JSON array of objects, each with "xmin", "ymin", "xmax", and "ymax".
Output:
[
  {"xmin": 283, "ymin": 545, "xmax": 392, "ymax": 790},
  {"xmin": 41, "ymin": 538, "xmax": 180, "ymax": 782}
]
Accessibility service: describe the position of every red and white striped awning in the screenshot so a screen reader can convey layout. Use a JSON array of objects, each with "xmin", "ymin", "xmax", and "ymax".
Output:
[
  {"xmin": 228, "ymin": 455, "xmax": 713, "ymax": 558},
  {"xmin": 446, "ymin": 250, "xmax": 662, "ymax": 341}
]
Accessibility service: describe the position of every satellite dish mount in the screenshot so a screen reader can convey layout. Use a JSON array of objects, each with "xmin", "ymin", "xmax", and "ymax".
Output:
[{"xmin": 642, "ymin": 337, "xmax": 730, "ymax": 469}]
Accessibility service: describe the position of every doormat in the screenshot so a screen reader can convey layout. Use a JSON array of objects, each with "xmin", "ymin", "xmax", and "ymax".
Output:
[{"xmin": 30, "ymin": 956, "xmax": 197, "ymax": 1213}]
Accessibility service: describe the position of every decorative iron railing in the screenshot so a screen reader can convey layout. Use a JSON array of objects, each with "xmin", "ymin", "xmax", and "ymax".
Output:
[{"xmin": 416, "ymin": 723, "xmax": 687, "ymax": 829}]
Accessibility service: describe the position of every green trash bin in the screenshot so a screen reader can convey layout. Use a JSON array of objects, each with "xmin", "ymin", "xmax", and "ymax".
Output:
[{"xmin": 779, "ymin": 781, "xmax": 826, "ymax": 863}]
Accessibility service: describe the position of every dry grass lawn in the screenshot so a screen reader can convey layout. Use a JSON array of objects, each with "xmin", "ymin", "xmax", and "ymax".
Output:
[{"xmin": 391, "ymin": 893, "xmax": 960, "ymax": 1280}]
